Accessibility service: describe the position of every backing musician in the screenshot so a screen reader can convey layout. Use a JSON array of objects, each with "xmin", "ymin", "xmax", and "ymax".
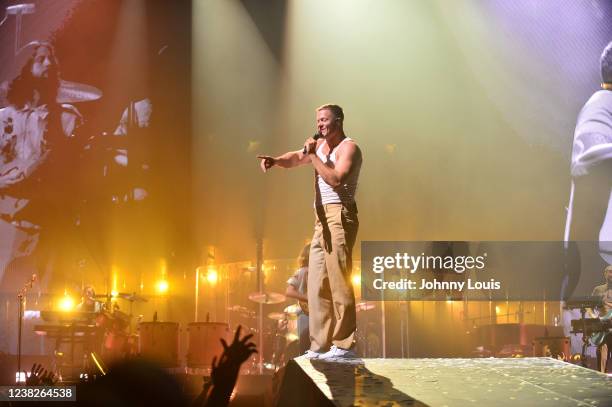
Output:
[{"xmin": 591, "ymin": 265, "xmax": 612, "ymax": 372}]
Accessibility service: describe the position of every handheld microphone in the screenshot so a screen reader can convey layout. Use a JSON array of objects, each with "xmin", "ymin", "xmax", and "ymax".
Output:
[{"xmin": 303, "ymin": 131, "xmax": 322, "ymax": 154}]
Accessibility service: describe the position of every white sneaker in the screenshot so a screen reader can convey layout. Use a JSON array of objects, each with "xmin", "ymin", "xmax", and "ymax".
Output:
[
  {"xmin": 318, "ymin": 345, "xmax": 356, "ymax": 360},
  {"xmin": 304, "ymin": 350, "xmax": 323, "ymax": 359}
]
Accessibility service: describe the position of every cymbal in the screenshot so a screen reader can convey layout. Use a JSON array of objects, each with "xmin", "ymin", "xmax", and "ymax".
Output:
[
  {"xmin": 57, "ymin": 80, "xmax": 102, "ymax": 104},
  {"xmin": 227, "ymin": 305, "xmax": 249, "ymax": 312},
  {"xmin": 267, "ymin": 312, "xmax": 286, "ymax": 321},
  {"xmin": 248, "ymin": 292, "xmax": 286, "ymax": 305},
  {"xmin": 227, "ymin": 305, "xmax": 255, "ymax": 318},
  {"xmin": 93, "ymin": 293, "xmax": 148, "ymax": 302},
  {"xmin": 117, "ymin": 292, "xmax": 148, "ymax": 302},
  {"xmin": 0, "ymin": 79, "xmax": 102, "ymax": 107}
]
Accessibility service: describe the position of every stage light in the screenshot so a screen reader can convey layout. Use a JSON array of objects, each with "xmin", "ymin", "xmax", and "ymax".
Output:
[
  {"xmin": 495, "ymin": 305, "xmax": 501, "ymax": 314},
  {"xmin": 58, "ymin": 295, "xmax": 75, "ymax": 312},
  {"xmin": 351, "ymin": 273, "xmax": 361, "ymax": 286},
  {"xmin": 112, "ymin": 267, "xmax": 118, "ymax": 297},
  {"xmin": 111, "ymin": 290, "xmax": 118, "ymax": 298},
  {"xmin": 156, "ymin": 280, "xmax": 169, "ymax": 294},
  {"xmin": 206, "ymin": 267, "xmax": 218, "ymax": 285}
]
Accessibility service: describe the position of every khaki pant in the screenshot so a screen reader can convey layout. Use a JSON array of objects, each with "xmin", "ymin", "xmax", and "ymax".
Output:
[{"xmin": 308, "ymin": 203, "xmax": 358, "ymax": 351}]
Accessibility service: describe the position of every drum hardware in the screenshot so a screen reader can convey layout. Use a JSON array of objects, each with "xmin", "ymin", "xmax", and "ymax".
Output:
[
  {"xmin": 261, "ymin": 304, "xmax": 302, "ymax": 370},
  {"xmin": 227, "ymin": 305, "xmax": 256, "ymax": 318},
  {"xmin": 186, "ymin": 322, "xmax": 230, "ymax": 369},
  {"xmin": 98, "ymin": 308, "xmax": 132, "ymax": 363},
  {"xmin": 268, "ymin": 304, "xmax": 300, "ymax": 322},
  {"xmin": 284, "ymin": 304, "xmax": 301, "ymax": 315},
  {"xmin": 94, "ymin": 291, "xmax": 147, "ymax": 334},
  {"xmin": 267, "ymin": 312, "xmax": 287, "ymax": 321},
  {"xmin": 30, "ymin": 288, "xmax": 144, "ymax": 377},
  {"xmin": 138, "ymin": 321, "xmax": 179, "ymax": 367},
  {"xmin": 245, "ymin": 289, "xmax": 291, "ymax": 372},
  {"xmin": 248, "ymin": 291, "xmax": 286, "ymax": 305},
  {"xmin": 93, "ymin": 292, "xmax": 148, "ymax": 302},
  {"xmin": 248, "ymin": 290, "xmax": 286, "ymax": 374}
]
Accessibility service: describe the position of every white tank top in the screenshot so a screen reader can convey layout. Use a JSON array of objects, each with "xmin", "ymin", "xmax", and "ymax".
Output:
[{"xmin": 314, "ymin": 137, "xmax": 361, "ymax": 205}]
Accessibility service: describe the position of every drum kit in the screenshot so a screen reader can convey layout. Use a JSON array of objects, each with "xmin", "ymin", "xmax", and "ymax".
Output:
[
  {"xmin": 33, "ymin": 291, "xmax": 148, "ymax": 377},
  {"xmin": 33, "ymin": 292, "xmax": 233, "ymax": 375},
  {"xmin": 92, "ymin": 293, "xmax": 147, "ymax": 364},
  {"xmin": 244, "ymin": 290, "xmax": 298, "ymax": 371},
  {"xmin": 33, "ymin": 282, "xmax": 374, "ymax": 376},
  {"xmin": 136, "ymin": 321, "xmax": 233, "ymax": 370}
]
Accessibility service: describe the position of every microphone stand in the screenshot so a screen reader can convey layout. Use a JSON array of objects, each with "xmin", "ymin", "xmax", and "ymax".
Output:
[{"xmin": 17, "ymin": 274, "xmax": 36, "ymax": 384}]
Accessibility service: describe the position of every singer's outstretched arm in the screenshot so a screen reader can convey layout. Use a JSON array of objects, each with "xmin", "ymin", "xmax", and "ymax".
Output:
[{"xmin": 257, "ymin": 143, "xmax": 320, "ymax": 172}]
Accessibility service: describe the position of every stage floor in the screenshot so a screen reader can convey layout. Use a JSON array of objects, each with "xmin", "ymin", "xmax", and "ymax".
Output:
[{"xmin": 281, "ymin": 357, "xmax": 612, "ymax": 407}]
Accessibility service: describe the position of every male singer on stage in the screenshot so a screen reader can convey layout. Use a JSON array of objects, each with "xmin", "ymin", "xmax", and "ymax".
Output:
[{"xmin": 258, "ymin": 104, "xmax": 362, "ymax": 360}]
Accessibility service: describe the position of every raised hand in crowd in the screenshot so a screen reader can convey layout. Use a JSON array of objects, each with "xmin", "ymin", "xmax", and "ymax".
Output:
[
  {"xmin": 25, "ymin": 363, "xmax": 56, "ymax": 386},
  {"xmin": 218, "ymin": 325, "xmax": 257, "ymax": 368},
  {"xmin": 200, "ymin": 325, "xmax": 257, "ymax": 407}
]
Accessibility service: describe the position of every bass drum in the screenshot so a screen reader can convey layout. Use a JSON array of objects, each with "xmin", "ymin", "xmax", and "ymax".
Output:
[
  {"xmin": 186, "ymin": 322, "xmax": 230, "ymax": 368},
  {"xmin": 138, "ymin": 322, "xmax": 179, "ymax": 367}
]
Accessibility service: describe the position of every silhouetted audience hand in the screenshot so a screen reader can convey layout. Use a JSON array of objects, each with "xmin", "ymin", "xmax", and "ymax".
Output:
[
  {"xmin": 216, "ymin": 325, "xmax": 257, "ymax": 372},
  {"xmin": 25, "ymin": 363, "xmax": 56, "ymax": 386},
  {"xmin": 200, "ymin": 325, "xmax": 257, "ymax": 407}
]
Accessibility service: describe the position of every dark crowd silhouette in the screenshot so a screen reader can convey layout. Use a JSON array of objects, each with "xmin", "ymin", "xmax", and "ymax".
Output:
[{"xmin": 18, "ymin": 326, "xmax": 257, "ymax": 407}]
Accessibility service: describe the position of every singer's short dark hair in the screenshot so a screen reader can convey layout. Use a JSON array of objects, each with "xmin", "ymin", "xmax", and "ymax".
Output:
[
  {"xmin": 602, "ymin": 41, "xmax": 612, "ymax": 84},
  {"xmin": 317, "ymin": 104, "xmax": 344, "ymax": 124}
]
